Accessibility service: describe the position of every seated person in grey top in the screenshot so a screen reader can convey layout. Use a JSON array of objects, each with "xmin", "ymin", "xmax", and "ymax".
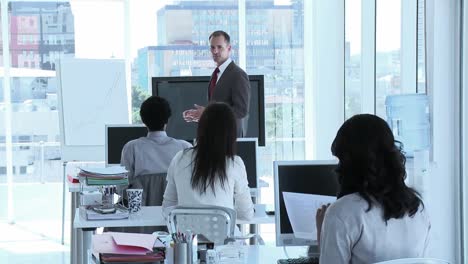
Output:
[
  {"xmin": 121, "ymin": 96, "xmax": 192, "ymax": 181},
  {"xmin": 108, "ymin": 96, "xmax": 191, "ymax": 234},
  {"xmin": 316, "ymin": 114, "xmax": 430, "ymax": 264},
  {"xmin": 119, "ymin": 96, "xmax": 191, "ymax": 205}
]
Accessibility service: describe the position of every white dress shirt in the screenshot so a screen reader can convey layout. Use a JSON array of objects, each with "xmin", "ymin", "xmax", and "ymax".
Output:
[
  {"xmin": 216, "ymin": 57, "xmax": 232, "ymax": 83},
  {"xmin": 162, "ymin": 148, "xmax": 254, "ymax": 221},
  {"xmin": 319, "ymin": 193, "xmax": 431, "ymax": 264}
]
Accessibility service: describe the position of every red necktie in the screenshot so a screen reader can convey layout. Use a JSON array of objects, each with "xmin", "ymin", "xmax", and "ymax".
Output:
[{"xmin": 209, "ymin": 67, "xmax": 220, "ymax": 99}]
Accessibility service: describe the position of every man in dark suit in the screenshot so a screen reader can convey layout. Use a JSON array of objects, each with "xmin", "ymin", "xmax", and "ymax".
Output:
[{"xmin": 183, "ymin": 30, "xmax": 251, "ymax": 137}]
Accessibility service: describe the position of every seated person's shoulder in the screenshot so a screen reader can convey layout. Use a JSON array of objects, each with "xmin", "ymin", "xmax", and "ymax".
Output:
[
  {"xmin": 167, "ymin": 137, "xmax": 192, "ymax": 149},
  {"xmin": 171, "ymin": 148, "xmax": 193, "ymax": 164},
  {"xmin": 327, "ymin": 193, "xmax": 368, "ymax": 219},
  {"xmin": 123, "ymin": 137, "xmax": 144, "ymax": 149},
  {"xmin": 414, "ymin": 203, "xmax": 430, "ymax": 225},
  {"xmin": 232, "ymin": 155, "xmax": 246, "ymax": 167},
  {"xmin": 179, "ymin": 139, "xmax": 193, "ymax": 148}
]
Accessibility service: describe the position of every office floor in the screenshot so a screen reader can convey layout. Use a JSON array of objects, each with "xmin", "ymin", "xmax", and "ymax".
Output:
[
  {"xmin": 0, "ymin": 177, "xmax": 277, "ymax": 263},
  {"xmin": 0, "ymin": 183, "xmax": 71, "ymax": 264}
]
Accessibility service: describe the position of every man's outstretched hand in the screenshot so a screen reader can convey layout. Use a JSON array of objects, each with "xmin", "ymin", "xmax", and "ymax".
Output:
[{"xmin": 182, "ymin": 104, "xmax": 205, "ymax": 122}]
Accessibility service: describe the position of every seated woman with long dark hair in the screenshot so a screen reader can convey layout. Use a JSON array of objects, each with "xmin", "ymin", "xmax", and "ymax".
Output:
[
  {"xmin": 316, "ymin": 114, "xmax": 430, "ymax": 263},
  {"xmin": 162, "ymin": 102, "xmax": 254, "ymax": 220}
]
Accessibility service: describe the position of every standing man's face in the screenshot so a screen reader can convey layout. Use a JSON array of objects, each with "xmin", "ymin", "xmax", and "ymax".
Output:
[{"xmin": 210, "ymin": 35, "xmax": 231, "ymax": 66}]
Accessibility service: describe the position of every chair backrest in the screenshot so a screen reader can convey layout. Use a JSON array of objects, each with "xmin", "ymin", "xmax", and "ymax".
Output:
[
  {"xmin": 107, "ymin": 172, "xmax": 168, "ymax": 234},
  {"xmin": 166, "ymin": 205, "xmax": 236, "ymax": 245},
  {"xmin": 128, "ymin": 172, "xmax": 167, "ymax": 206},
  {"xmin": 373, "ymin": 258, "xmax": 450, "ymax": 264}
]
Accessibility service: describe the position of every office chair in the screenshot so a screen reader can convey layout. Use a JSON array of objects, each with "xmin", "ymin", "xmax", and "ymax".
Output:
[
  {"xmin": 166, "ymin": 205, "xmax": 236, "ymax": 245},
  {"xmin": 373, "ymin": 258, "xmax": 450, "ymax": 264},
  {"xmin": 128, "ymin": 172, "xmax": 167, "ymax": 206},
  {"xmin": 107, "ymin": 172, "xmax": 168, "ymax": 234}
]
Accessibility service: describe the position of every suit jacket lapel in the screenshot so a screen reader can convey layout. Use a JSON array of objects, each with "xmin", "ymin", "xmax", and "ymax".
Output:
[
  {"xmin": 213, "ymin": 61, "xmax": 234, "ymax": 95},
  {"xmin": 208, "ymin": 61, "xmax": 235, "ymax": 100}
]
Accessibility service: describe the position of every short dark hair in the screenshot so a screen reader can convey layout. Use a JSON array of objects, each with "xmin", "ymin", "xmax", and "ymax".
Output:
[
  {"xmin": 139, "ymin": 96, "xmax": 171, "ymax": 131},
  {"xmin": 191, "ymin": 102, "xmax": 237, "ymax": 194},
  {"xmin": 209, "ymin": 30, "xmax": 230, "ymax": 45},
  {"xmin": 331, "ymin": 114, "xmax": 423, "ymax": 221}
]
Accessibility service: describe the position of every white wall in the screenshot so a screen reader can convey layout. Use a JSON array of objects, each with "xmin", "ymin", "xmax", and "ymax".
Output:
[
  {"xmin": 462, "ymin": 0, "xmax": 468, "ymax": 260},
  {"xmin": 426, "ymin": 0, "xmax": 461, "ymax": 262}
]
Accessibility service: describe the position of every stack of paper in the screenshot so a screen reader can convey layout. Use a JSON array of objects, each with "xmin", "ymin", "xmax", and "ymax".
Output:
[
  {"xmin": 78, "ymin": 166, "xmax": 129, "ymax": 186},
  {"xmin": 67, "ymin": 173, "xmax": 79, "ymax": 183},
  {"xmin": 79, "ymin": 205, "xmax": 129, "ymax": 220},
  {"xmin": 282, "ymin": 192, "xmax": 336, "ymax": 240},
  {"xmin": 92, "ymin": 232, "xmax": 165, "ymax": 263}
]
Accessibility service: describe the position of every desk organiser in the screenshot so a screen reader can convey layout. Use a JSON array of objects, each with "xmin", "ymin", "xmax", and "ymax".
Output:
[{"xmin": 77, "ymin": 166, "xmax": 129, "ymax": 220}]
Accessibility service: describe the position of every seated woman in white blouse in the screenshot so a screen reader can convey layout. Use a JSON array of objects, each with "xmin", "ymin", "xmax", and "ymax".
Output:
[
  {"xmin": 316, "ymin": 114, "xmax": 431, "ymax": 264},
  {"xmin": 162, "ymin": 102, "xmax": 254, "ymax": 221}
]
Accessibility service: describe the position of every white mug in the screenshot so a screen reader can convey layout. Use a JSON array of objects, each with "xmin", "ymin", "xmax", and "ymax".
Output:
[{"xmin": 126, "ymin": 188, "xmax": 143, "ymax": 213}]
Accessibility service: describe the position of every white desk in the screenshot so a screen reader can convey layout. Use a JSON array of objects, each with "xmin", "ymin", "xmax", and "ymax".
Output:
[
  {"xmin": 61, "ymin": 161, "xmax": 104, "ymax": 264},
  {"xmin": 68, "ymin": 180, "xmax": 99, "ymax": 264},
  {"xmin": 89, "ymin": 245, "xmax": 308, "ymax": 264},
  {"xmin": 245, "ymin": 245, "xmax": 309, "ymax": 263},
  {"xmin": 74, "ymin": 206, "xmax": 274, "ymax": 264},
  {"xmin": 70, "ymin": 184, "xmax": 268, "ymax": 264}
]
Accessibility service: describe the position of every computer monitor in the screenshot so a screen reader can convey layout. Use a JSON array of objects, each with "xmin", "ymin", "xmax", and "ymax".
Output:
[
  {"xmin": 105, "ymin": 125, "xmax": 148, "ymax": 166},
  {"xmin": 236, "ymin": 138, "xmax": 258, "ymax": 189},
  {"xmin": 152, "ymin": 75, "xmax": 265, "ymax": 146},
  {"xmin": 274, "ymin": 160, "xmax": 339, "ymax": 247}
]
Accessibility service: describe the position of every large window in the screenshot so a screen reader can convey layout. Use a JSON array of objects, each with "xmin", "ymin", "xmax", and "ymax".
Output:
[
  {"xmin": 0, "ymin": 0, "xmax": 126, "ymax": 248},
  {"xmin": 1, "ymin": 2, "xmax": 75, "ymax": 242},
  {"xmin": 345, "ymin": 0, "xmax": 426, "ymax": 118},
  {"xmin": 345, "ymin": 0, "xmax": 363, "ymax": 118},
  {"xmin": 245, "ymin": 1, "xmax": 305, "ymax": 175},
  {"xmin": 130, "ymin": 1, "xmax": 306, "ymax": 178}
]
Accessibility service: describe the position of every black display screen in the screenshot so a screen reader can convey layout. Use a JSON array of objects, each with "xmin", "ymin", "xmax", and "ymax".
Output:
[
  {"xmin": 276, "ymin": 163, "xmax": 339, "ymax": 234},
  {"xmin": 236, "ymin": 139, "xmax": 258, "ymax": 188},
  {"xmin": 106, "ymin": 126, "xmax": 147, "ymax": 165},
  {"xmin": 152, "ymin": 75, "xmax": 265, "ymax": 146}
]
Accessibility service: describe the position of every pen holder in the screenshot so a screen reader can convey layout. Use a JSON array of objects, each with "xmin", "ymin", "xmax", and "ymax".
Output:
[
  {"xmin": 206, "ymin": 249, "xmax": 219, "ymax": 264},
  {"xmin": 174, "ymin": 243, "xmax": 188, "ymax": 264},
  {"xmin": 188, "ymin": 234, "xmax": 197, "ymax": 264},
  {"xmin": 101, "ymin": 186, "xmax": 115, "ymax": 208}
]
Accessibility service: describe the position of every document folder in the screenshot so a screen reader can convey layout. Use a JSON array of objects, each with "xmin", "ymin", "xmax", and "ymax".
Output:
[{"xmin": 92, "ymin": 232, "xmax": 164, "ymax": 263}]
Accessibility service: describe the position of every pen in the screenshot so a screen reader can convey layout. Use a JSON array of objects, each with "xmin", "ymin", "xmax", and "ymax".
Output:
[{"xmin": 157, "ymin": 237, "xmax": 166, "ymax": 245}]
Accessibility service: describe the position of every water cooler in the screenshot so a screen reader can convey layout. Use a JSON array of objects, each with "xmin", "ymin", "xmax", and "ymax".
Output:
[
  {"xmin": 385, "ymin": 93, "xmax": 431, "ymax": 157},
  {"xmin": 385, "ymin": 94, "xmax": 431, "ymax": 197}
]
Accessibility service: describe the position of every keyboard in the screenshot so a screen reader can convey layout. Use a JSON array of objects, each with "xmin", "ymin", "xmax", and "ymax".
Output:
[{"xmin": 277, "ymin": 256, "xmax": 320, "ymax": 264}]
